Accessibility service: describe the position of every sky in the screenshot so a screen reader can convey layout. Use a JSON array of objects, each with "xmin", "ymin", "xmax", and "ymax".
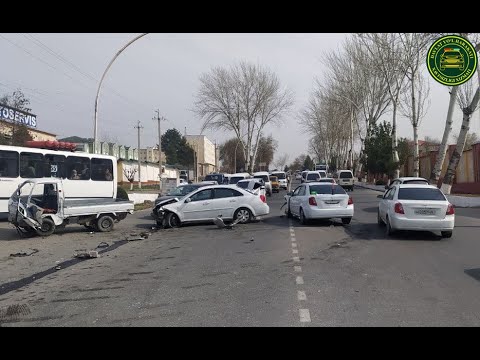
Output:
[{"xmin": 1, "ymin": 33, "xmax": 479, "ymax": 163}]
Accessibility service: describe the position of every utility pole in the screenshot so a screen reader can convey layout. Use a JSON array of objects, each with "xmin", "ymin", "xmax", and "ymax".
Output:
[
  {"xmin": 154, "ymin": 110, "xmax": 166, "ymax": 193},
  {"xmin": 134, "ymin": 121, "xmax": 143, "ymax": 189}
]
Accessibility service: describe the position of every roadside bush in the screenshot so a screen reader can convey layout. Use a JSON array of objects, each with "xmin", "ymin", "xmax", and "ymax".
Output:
[
  {"xmin": 375, "ymin": 180, "xmax": 386, "ymax": 186},
  {"xmin": 117, "ymin": 187, "xmax": 129, "ymax": 200}
]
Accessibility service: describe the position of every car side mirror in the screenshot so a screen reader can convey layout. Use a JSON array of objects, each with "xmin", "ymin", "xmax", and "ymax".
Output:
[{"xmin": 185, "ymin": 198, "xmax": 192, "ymax": 203}]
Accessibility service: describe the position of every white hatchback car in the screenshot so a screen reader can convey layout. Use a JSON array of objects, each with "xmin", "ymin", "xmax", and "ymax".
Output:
[
  {"xmin": 377, "ymin": 184, "xmax": 454, "ymax": 238},
  {"xmin": 161, "ymin": 185, "xmax": 270, "ymax": 227},
  {"xmin": 286, "ymin": 182, "xmax": 354, "ymax": 225}
]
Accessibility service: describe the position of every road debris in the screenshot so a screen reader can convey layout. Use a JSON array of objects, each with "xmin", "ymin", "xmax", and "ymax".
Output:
[
  {"xmin": 96, "ymin": 242, "xmax": 109, "ymax": 249},
  {"xmin": 74, "ymin": 250, "xmax": 100, "ymax": 259},
  {"xmin": 9, "ymin": 249, "xmax": 39, "ymax": 257}
]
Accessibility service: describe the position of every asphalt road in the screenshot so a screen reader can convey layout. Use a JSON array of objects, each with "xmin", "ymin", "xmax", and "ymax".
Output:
[{"xmin": 1, "ymin": 181, "xmax": 480, "ymax": 326}]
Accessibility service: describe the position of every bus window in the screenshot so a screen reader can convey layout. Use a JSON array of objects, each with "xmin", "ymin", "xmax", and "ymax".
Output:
[
  {"xmin": 91, "ymin": 158, "xmax": 113, "ymax": 181},
  {"xmin": 44, "ymin": 154, "xmax": 66, "ymax": 179},
  {"xmin": 66, "ymin": 156, "xmax": 90, "ymax": 181},
  {"xmin": 20, "ymin": 152, "xmax": 44, "ymax": 178},
  {"xmin": 0, "ymin": 150, "xmax": 19, "ymax": 178}
]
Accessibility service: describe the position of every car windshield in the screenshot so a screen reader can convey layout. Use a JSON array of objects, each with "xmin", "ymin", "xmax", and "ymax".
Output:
[
  {"xmin": 309, "ymin": 184, "xmax": 346, "ymax": 195},
  {"xmin": 167, "ymin": 185, "xmax": 198, "ymax": 196},
  {"xmin": 254, "ymin": 175, "xmax": 269, "ymax": 182},
  {"xmin": 339, "ymin": 172, "xmax": 353, "ymax": 178},
  {"xmin": 271, "ymin": 173, "xmax": 286, "ymax": 179},
  {"xmin": 307, "ymin": 173, "xmax": 319, "ymax": 181},
  {"xmin": 398, "ymin": 188, "xmax": 446, "ymax": 201}
]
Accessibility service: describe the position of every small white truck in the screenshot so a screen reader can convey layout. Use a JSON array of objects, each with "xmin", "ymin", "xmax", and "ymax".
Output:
[{"xmin": 8, "ymin": 179, "xmax": 134, "ymax": 237}]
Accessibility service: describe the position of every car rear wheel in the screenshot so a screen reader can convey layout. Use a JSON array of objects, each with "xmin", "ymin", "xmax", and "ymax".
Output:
[
  {"xmin": 96, "ymin": 215, "xmax": 115, "ymax": 232},
  {"xmin": 441, "ymin": 231, "xmax": 453, "ymax": 238},
  {"xmin": 386, "ymin": 216, "xmax": 395, "ymax": 236},
  {"xmin": 299, "ymin": 208, "xmax": 308, "ymax": 225},
  {"xmin": 287, "ymin": 204, "xmax": 293, "ymax": 218},
  {"xmin": 234, "ymin": 208, "xmax": 252, "ymax": 224},
  {"xmin": 342, "ymin": 217, "xmax": 351, "ymax": 225}
]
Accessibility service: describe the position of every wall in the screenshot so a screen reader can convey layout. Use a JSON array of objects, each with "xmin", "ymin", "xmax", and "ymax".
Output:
[{"xmin": 117, "ymin": 160, "xmax": 178, "ymax": 185}]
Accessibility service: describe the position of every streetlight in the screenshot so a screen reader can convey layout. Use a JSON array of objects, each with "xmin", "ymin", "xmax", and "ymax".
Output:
[{"xmin": 93, "ymin": 33, "xmax": 148, "ymax": 153}]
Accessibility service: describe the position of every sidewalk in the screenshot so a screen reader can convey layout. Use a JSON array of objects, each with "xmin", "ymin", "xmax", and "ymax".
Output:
[{"xmin": 355, "ymin": 182, "xmax": 480, "ymax": 208}]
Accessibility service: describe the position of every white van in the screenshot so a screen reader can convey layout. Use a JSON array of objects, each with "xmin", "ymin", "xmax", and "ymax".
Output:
[
  {"xmin": 337, "ymin": 170, "xmax": 354, "ymax": 191},
  {"xmin": 253, "ymin": 171, "xmax": 272, "ymax": 196}
]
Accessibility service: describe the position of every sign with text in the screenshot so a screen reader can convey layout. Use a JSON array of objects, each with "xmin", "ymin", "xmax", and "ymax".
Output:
[{"xmin": 0, "ymin": 104, "xmax": 37, "ymax": 128}]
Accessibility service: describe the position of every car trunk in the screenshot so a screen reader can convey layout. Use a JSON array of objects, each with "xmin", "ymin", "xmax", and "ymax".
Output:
[
  {"xmin": 313, "ymin": 194, "xmax": 349, "ymax": 209},
  {"xmin": 399, "ymin": 200, "xmax": 448, "ymax": 220}
]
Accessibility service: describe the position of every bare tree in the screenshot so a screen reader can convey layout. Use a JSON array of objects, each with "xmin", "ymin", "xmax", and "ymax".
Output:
[
  {"xmin": 194, "ymin": 61, "xmax": 294, "ymax": 173},
  {"xmin": 123, "ymin": 167, "xmax": 137, "ymax": 190},
  {"xmin": 441, "ymin": 71, "xmax": 480, "ymax": 194},
  {"xmin": 273, "ymin": 153, "xmax": 289, "ymax": 171}
]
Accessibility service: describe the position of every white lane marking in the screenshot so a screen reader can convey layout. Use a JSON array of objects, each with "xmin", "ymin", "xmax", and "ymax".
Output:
[
  {"xmin": 291, "ymin": 236, "xmax": 296, "ymax": 242},
  {"xmin": 299, "ymin": 309, "xmax": 311, "ymax": 323},
  {"xmin": 294, "ymin": 266, "xmax": 302, "ymax": 272},
  {"xmin": 297, "ymin": 291, "xmax": 307, "ymax": 301},
  {"xmin": 296, "ymin": 276, "xmax": 304, "ymax": 285},
  {"xmin": 293, "ymin": 256, "xmax": 300, "ymax": 262},
  {"xmin": 292, "ymin": 249, "xmax": 298, "ymax": 254},
  {"xmin": 292, "ymin": 243, "xmax": 297, "ymax": 248}
]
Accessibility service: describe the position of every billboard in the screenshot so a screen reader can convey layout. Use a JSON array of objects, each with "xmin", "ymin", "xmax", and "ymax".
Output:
[{"xmin": 0, "ymin": 104, "xmax": 37, "ymax": 128}]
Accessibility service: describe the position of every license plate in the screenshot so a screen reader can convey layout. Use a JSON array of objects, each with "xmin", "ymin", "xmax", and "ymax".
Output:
[
  {"xmin": 325, "ymin": 200, "xmax": 340, "ymax": 204},
  {"xmin": 415, "ymin": 209, "xmax": 436, "ymax": 215}
]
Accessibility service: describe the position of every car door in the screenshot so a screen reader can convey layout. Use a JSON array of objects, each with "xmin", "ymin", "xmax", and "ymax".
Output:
[
  {"xmin": 379, "ymin": 187, "xmax": 392, "ymax": 220},
  {"xmin": 212, "ymin": 188, "xmax": 243, "ymax": 219},
  {"xmin": 381, "ymin": 187, "xmax": 396, "ymax": 221},
  {"xmin": 290, "ymin": 186, "xmax": 304, "ymax": 216},
  {"xmin": 182, "ymin": 189, "xmax": 214, "ymax": 221}
]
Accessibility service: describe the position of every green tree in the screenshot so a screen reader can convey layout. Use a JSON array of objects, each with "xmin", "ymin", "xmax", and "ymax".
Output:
[
  {"xmin": 303, "ymin": 155, "xmax": 315, "ymax": 171},
  {"xmin": 219, "ymin": 138, "xmax": 245, "ymax": 173},
  {"xmin": 1, "ymin": 90, "xmax": 32, "ymax": 112},
  {"xmin": 161, "ymin": 128, "xmax": 194, "ymax": 168},
  {"xmin": 363, "ymin": 121, "xmax": 396, "ymax": 177},
  {"xmin": 397, "ymin": 137, "xmax": 412, "ymax": 168},
  {"xmin": 284, "ymin": 165, "xmax": 289, "ymax": 172},
  {"xmin": 11, "ymin": 124, "xmax": 33, "ymax": 146},
  {"xmin": 255, "ymin": 135, "xmax": 278, "ymax": 171}
]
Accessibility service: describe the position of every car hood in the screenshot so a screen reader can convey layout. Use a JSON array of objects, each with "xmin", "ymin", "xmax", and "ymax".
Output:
[{"xmin": 155, "ymin": 196, "xmax": 179, "ymax": 207}]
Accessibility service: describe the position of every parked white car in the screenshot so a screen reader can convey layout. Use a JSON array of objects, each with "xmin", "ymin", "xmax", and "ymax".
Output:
[
  {"xmin": 337, "ymin": 170, "xmax": 355, "ymax": 191},
  {"xmin": 305, "ymin": 171, "xmax": 323, "ymax": 183},
  {"xmin": 285, "ymin": 182, "xmax": 354, "ymax": 225},
  {"xmin": 253, "ymin": 172, "xmax": 272, "ymax": 196},
  {"xmin": 377, "ymin": 184, "xmax": 454, "ymax": 238},
  {"xmin": 161, "ymin": 185, "xmax": 269, "ymax": 227}
]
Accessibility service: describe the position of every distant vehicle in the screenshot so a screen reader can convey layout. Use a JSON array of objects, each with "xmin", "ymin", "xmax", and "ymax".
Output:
[
  {"xmin": 270, "ymin": 171, "xmax": 287, "ymax": 189},
  {"xmin": 0, "ymin": 144, "xmax": 118, "ymax": 219},
  {"xmin": 8, "ymin": 179, "xmax": 133, "ymax": 237},
  {"xmin": 253, "ymin": 171, "xmax": 272, "ymax": 196},
  {"xmin": 305, "ymin": 171, "xmax": 322, "ymax": 183},
  {"xmin": 377, "ymin": 184, "xmax": 454, "ymax": 238},
  {"xmin": 337, "ymin": 170, "xmax": 355, "ymax": 191},
  {"xmin": 295, "ymin": 172, "xmax": 302, "ymax": 180},
  {"xmin": 385, "ymin": 177, "xmax": 429, "ymax": 190},
  {"xmin": 204, "ymin": 173, "xmax": 225, "ymax": 184},
  {"xmin": 159, "ymin": 185, "xmax": 270, "ymax": 227},
  {"xmin": 229, "ymin": 173, "xmax": 251, "ymax": 185},
  {"xmin": 269, "ymin": 175, "xmax": 280, "ymax": 193},
  {"xmin": 315, "ymin": 164, "xmax": 328, "ymax": 172},
  {"xmin": 285, "ymin": 182, "xmax": 353, "ymax": 225}
]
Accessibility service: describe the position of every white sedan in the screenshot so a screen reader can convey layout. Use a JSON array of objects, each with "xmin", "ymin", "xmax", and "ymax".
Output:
[
  {"xmin": 286, "ymin": 182, "xmax": 354, "ymax": 225},
  {"xmin": 377, "ymin": 184, "xmax": 455, "ymax": 238},
  {"xmin": 161, "ymin": 185, "xmax": 269, "ymax": 227}
]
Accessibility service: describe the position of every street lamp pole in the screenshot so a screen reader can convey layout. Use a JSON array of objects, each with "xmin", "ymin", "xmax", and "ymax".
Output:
[{"xmin": 93, "ymin": 33, "xmax": 148, "ymax": 153}]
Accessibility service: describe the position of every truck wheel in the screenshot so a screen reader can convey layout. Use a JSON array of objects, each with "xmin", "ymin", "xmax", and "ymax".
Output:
[
  {"xmin": 35, "ymin": 218, "xmax": 56, "ymax": 237},
  {"xmin": 96, "ymin": 215, "xmax": 115, "ymax": 232}
]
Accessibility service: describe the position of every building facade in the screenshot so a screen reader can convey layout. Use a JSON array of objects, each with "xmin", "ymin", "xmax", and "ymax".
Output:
[
  {"xmin": 138, "ymin": 147, "xmax": 166, "ymax": 164},
  {"xmin": 0, "ymin": 119, "xmax": 56, "ymax": 143},
  {"xmin": 185, "ymin": 135, "xmax": 217, "ymax": 179}
]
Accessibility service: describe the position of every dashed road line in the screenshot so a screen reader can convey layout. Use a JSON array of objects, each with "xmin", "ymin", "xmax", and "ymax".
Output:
[
  {"xmin": 299, "ymin": 309, "xmax": 311, "ymax": 323},
  {"xmin": 297, "ymin": 291, "xmax": 307, "ymax": 301},
  {"xmin": 294, "ymin": 266, "xmax": 302, "ymax": 273},
  {"xmin": 296, "ymin": 276, "xmax": 304, "ymax": 285}
]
